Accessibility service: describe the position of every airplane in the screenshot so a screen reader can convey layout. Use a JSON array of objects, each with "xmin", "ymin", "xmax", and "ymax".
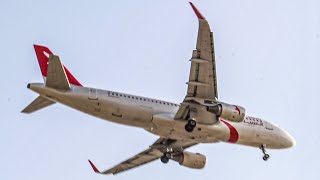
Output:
[{"xmin": 22, "ymin": 2, "xmax": 295, "ymax": 175}]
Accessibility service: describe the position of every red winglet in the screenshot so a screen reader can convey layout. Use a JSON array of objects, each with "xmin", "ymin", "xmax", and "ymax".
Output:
[
  {"xmin": 189, "ymin": 2, "xmax": 205, "ymax": 19},
  {"xmin": 88, "ymin": 160, "xmax": 101, "ymax": 173}
]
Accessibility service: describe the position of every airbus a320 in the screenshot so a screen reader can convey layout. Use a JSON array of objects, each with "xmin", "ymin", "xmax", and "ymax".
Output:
[{"xmin": 22, "ymin": 2, "xmax": 295, "ymax": 175}]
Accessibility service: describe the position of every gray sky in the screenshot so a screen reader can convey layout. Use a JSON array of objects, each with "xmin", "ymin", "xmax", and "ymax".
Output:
[{"xmin": 1, "ymin": 0, "xmax": 320, "ymax": 179}]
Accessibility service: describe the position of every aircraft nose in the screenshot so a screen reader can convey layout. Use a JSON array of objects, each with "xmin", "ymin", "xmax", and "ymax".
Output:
[{"xmin": 282, "ymin": 129, "xmax": 296, "ymax": 148}]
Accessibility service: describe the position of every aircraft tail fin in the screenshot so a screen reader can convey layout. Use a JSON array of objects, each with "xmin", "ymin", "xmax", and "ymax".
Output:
[
  {"xmin": 21, "ymin": 96, "xmax": 55, "ymax": 114},
  {"xmin": 46, "ymin": 54, "xmax": 71, "ymax": 90},
  {"xmin": 22, "ymin": 45, "xmax": 82, "ymax": 114},
  {"xmin": 33, "ymin": 44, "xmax": 82, "ymax": 86}
]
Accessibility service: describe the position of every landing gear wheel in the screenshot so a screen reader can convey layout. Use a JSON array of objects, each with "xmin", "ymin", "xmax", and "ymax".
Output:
[
  {"xmin": 185, "ymin": 124, "xmax": 194, "ymax": 132},
  {"xmin": 260, "ymin": 144, "xmax": 270, "ymax": 161},
  {"xmin": 263, "ymin": 154, "xmax": 270, "ymax": 161},
  {"xmin": 164, "ymin": 152, "xmax": 172, "ymax": 159},
  {"xmin": 160, "ymin": 156, "xmax": 169, "ymax": 163},
  {"xmin": 189, "ymin": 119, "xmax": 196, "ymax": 127},
  {"xmin": 185, "ymin": 119, "xmax": 197, "ymax": 133}
]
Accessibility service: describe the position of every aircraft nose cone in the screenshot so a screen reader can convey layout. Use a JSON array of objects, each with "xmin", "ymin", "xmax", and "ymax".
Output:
[
  {"xmin": 287, "ymin": 134, "xmax": 296, "ymax": 148},
  {"xmin": 282, "ymin": 130, "xmax": 296, "ymax": 148}
]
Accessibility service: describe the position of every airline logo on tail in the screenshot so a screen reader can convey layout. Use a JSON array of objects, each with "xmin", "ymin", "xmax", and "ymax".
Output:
[{"xmin": 33, "ymin": 44, "xmax": 83, "ymax": 86}]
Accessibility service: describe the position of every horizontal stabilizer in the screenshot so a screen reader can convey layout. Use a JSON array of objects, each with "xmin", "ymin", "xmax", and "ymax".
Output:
[
  {"xmin": 46, "ymin": 54, "xmax": 71, "ymax": 90},
  {"xmin": 21, "ymin": 96, "xmax": 55, "ymax": 114}
]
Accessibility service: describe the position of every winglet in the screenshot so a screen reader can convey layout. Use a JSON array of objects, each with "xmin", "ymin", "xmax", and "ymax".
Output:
[
  {"xmin": 88, "ymin": 160, "xmax": 101, "ymax": 173},
  {"xmin": 189, "ymin": 2, "xmax": 205, "ymax": 19}
]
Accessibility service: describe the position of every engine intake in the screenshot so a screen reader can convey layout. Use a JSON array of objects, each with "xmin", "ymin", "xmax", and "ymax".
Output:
[
  {"xmin": 172, "ymin": 152, "xmax": 206, "ymax": 169},
  {"xmin": 208, "ymin": 102, "xmax": 246, "ymax": 122}
]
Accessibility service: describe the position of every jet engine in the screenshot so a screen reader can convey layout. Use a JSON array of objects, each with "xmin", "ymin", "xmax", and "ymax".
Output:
[
  {"xmin": 172, "ymin": 152, "xmax": 206, "ymax": 169},
  {"xmin": 207, "ymin": 102, "xmax": 246, "ymax": 122}
]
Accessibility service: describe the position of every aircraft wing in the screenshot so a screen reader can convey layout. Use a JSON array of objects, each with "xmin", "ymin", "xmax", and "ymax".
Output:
[
  {"xmin": 186, "ymin": 2, "xmax": 218, "ymax": 100},
  {"xmin": 88, "ymin": 138, "xmax": 197, "ymax": 175},
  {"xmin": 174, "ymin": 3, "xmax": 218, "ymax": 125}
]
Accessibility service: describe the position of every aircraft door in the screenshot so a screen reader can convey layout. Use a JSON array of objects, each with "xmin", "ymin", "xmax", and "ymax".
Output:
[
  {"xmin": 89, "ymin": 88, "xmax": 98, "ymax": 100},
  {"xmin": 87, "ymin": 88, "xmax": 101, "ymax": 113}
]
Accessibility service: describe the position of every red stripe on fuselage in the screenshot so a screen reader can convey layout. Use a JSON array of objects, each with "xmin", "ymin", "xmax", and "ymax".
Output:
[{"xmin": 220, "ymin": 119, "xmax": 239, "ymax": 143}]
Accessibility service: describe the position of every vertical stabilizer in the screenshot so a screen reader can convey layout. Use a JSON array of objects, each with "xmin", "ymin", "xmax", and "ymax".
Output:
[
  {"xmin": 34, "ymin": 44, "xmax": 82, "ymax": 86},
  {"xmin": 46, "ymin": 54, "xmax": 71, "ymax": 90}
]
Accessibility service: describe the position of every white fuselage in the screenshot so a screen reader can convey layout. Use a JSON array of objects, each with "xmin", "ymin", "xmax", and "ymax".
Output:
[{"xmin": 28, "ymin": 83, "xmax": 295, "ymax": 149}]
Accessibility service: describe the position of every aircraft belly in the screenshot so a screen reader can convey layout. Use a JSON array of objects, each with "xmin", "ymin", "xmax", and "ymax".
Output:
[
  {"xmin": 233, "ymin": 124, "xmax": 261, "ymax": 147},
  {"xmin": 64, "ymin": 95, "xmax": 153, "ymax": 128},
  {"xmin": 30, "ymin": 85, "xmax": 153, "ymax": 128},
  {"xmin": 118, "ymin": 104, "xmax": 153, "ymax": 128},
  {"xmin": 233, "ymin": 122, "xmax": 280, "ymax": 148},
  {"xmin": 148, "ymin": 114, "xmax": 225, "ymax": 143}
]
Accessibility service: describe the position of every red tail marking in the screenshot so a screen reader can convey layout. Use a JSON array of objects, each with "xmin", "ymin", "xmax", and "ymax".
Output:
[
  {"xmin": 220, "ymin": 119, "xmax": 239, "ymax": 143},
  {"xmin": 34, "ymin": 44, "xmax": 53, "ymax": 77},
  {"xmin": 33, "ymin": 45, "xmax": 82, "ymax": 86},
  {"xmin": 62, "ymin": 66, "xmax": 82, "ymax": 86},
  {"xmin": 88, "ymin": 160, "xmax": 100, "ymax": 173}
]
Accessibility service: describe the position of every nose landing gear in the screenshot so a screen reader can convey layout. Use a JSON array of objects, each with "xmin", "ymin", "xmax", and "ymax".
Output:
[
  {"xmin": 185, "ymin": 119, "xmax": 197, "ymax": 132},
  {"xmin": 260, "ymin": 144, "xmax": 270, "ymax": 161}
]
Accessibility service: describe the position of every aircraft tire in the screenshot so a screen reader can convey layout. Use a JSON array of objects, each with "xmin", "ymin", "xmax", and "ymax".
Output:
[{"xmin": 160, "ymin": 156, "xmax": 169, "ymax": 164}]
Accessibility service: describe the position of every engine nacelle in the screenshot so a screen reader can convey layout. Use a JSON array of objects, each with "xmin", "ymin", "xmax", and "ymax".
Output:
[
  {"xmin": 208, "ymin": 102, "xmax": 246, "ymax": 122},
  {"xmin": 172, "ymin": 152, "xmax": 206, "ymax": 169}
]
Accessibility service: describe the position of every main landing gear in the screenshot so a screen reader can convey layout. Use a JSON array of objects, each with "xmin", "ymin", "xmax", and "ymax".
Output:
[
  {"xmin": 260, "ymin": 144, "xmax": 270, "ymax": 161},
  {"xmin": 185, "ymin": 119, "xmax": 197, "ymax": 133},
  {"xmin": 160, "ymin": 152, "xmax": 172, "ymax": 164}
]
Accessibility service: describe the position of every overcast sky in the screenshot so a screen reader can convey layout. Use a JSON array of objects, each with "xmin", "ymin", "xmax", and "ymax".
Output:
[{"xmin": 1, "ymin": 0, "xmax": 320, "ymax": 179}]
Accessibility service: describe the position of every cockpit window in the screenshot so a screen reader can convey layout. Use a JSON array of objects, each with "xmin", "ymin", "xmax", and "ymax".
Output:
[{"xmin": 264, "ymin": 121, "xmax": 274, "ymax": 130}]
